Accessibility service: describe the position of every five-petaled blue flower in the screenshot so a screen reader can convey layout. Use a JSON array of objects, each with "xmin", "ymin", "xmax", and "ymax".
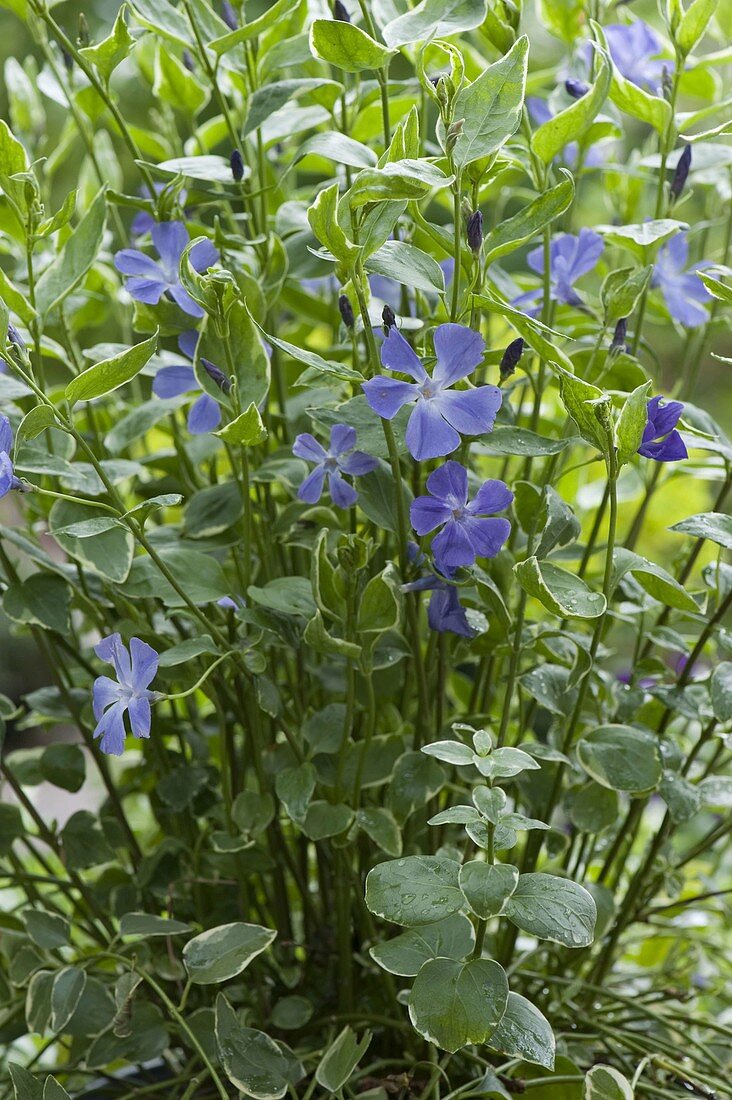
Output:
[
  {"xmin": 0, "ymin": 414, "xmax": 21, "ymax": 499},
  {"xmin": 403, "ymin": 551, "xmax": 475, "ymax": 638},
  {"xmin": 638, "ymin": 396, "xmax": 687, "ymax": 462},
  {"xmin": 152, "ymin": 331, "xmax": 223, "ymax": 434},
  {"xmin": 293, "ymin": 423, "xmax": 378, "ymax": 508},
  {"xmin": 410, "ymin": 461, "xmax": 513, "ymax": 574},
  {"xmin": 92, "ymin": 633, "xmax": 159, "ymax": 756},
  {"xmin": 651, "ymin": 233, "xmax": 710, "ymax": 328},
  {"xmin": 362, "ymin": 324, "xmax": 501, "ymax": 462},
  {"xmin": 114, "ymin": 221, "xmax": 218, "ymax": 318},
  {"xmin": 604, "ymin": 21, "xmax": 666, "ymax": 92},
  {"xmin": 513, "ymin": 228, "xmax": 604, "ymax": 315}
]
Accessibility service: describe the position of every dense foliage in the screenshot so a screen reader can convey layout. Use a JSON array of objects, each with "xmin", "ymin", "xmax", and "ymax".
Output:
[{"xmin": 0, "ymin": 1, "xmax": 731, "ymax": 1098}]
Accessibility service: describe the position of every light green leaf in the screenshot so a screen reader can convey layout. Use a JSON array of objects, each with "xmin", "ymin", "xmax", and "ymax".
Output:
[
  {"xmin": 119, "ymin": 913, "xmax": 192, "ymax": 938},
  {"xmin": 356, "ymin": 807, "xmax": 403, "ymax": 857},
  {"xmin": 309, "ymin": 19, "xmax": 395, "ymax": 73},
  {"xmin": 79, "ymin": 5, "xmax": 136, "ymax": 87},
  {"xmin": 370, "ymin": 913, "xmax": 475, "ymax": 976},
  {"xmin": 670, "ymin": 511, "xmax": 732, "ymax": 548},
  {"xmin": 601, "ymin": 265, "xmax": 653, "ymax": 324},
  {"xmin": 51, "ymin": 967, "xmax": 87, "ymax": 1032},
  {"xmin": 365, "ymin": 855, "xmax": 463, "ymax": 926},
  {"xmin": 316, "ymin": 1027, "xmax": 371, "ymax": 1093},
  {"xmin": 677, "ymin": 0, "xmax": 718, "ymax": 55},
  {"xmin": 514, "ymin": 557, "xmax": 607, "ymax": 619},
  {"xmin": 613, "ymin": 548, "xmax": 698, "ymax": 612},
  {"xmin": 584, "ymin": 1065, "xmax": 634, "ymax": 1100},
  {"xmin": 555, "ymin": 365, "xmax": 612, "ymax": 454},
  {"xmin": 23, "ymin": 910, "xmax": 70, "ymax": 950},
  {"xmin": 215, "ymin": 994, "xmax": 301, "ymax": 1100},
  {"xmin": 210, "ymin": 0, "xmax": 300, "ymax": 52},
  {"xmin": 489, "ymin": 992, "xmax": 556, "ymax": 1070},
  {"xmin": 348, "ymin": 160, "xmax": 451, "ymax": 207},
  {"xmin": 711, "ymin": 662, "xmax": 732, "ymax": 721},
  {"xmin": 504, "ymin": 874, "xmax": 596, "ymax": 947},
  {"xmin": 577, "ymin": 725, "xmax": 663, "ymax": 794},
  {"xmin": 367, "ymin": 240, "xmax": 445, "ymax": 294},
  {"xmin": 616, "ymin": 381, "xmax": 651, "ymax": 466},
  {"xmin": 597, "ymin": 219, "xmax": 685, "ymax": 257},
  {"xmin": 383, "ymin": 0, "xmax": 488, "ymax": 48},
  {"xmin": 483, "ymin": 174, "xmax": 574, "ymax": 265},
  {"xmin": 153, "ymin": 44, "xmax": 209, "ymax": 116},
  {"xmin": 35, "ymin": 189, "xmax": 107, "ymax": 318},
  {"xmin": 452, "ymin": 36, "xmax": 529, "ymax": 168},
  {"xmin": 65, "ymin": 331, "xmax": 158, "ymax": 404},
  {"xmin": 459, "ymin": 861, "xmax": 519, "ymax": 918},
  {"xmin": 183, "ymin": 922, "xmax": 276, "ymax": 985},
  {"xmin": 408, "ymin": 958, "xmax": 508, "ymax": 1052},
  {"xmin": 532, "ymin": 47, "xmax": 611, "ymax": 164},
  {"xmin": 593, "ymin": 21, "xmax": 672, "ymax": 135},
  {"xmin": 308, "ymin": 182, "xmax": 360, "ymax": 265},
  {"xmin": 217, "ymin": 403, "xmax": 267, "ymax": 446}
]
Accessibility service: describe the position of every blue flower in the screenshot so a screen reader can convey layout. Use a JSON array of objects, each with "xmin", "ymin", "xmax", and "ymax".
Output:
[
  {"xmin": 651, "ymin": 233, "xmax": 710, "ymax": 327},
  {"xmin": 114, "ymin": 221, "xmax": 218, "ymax": 318},
  {"xmin": 604, "ymin": 21, "xmax": 666, "ymax": 92},
  {"xmin": 513, "ymin": 228, "xmax": 604, "ymax": 315},
  {"xmin": 362, "ymin": 324, "xmax": 501, "ymax": 462},
  {"xmin": 292, "ymin": 423, "xmax": 378, "ymax": 508},
  {"xmin": 403, "ymin": 554, "xmax": 475, "ymax": 638},
  {"xmin": 637, "ymin": 396, "xmax": 687, "ymax": 462},
  {"xmin": 92, "ymin": 633, "xmax": 159, "ymax": 756},
  {"xmin": 152, "ymin": 331, "xmax": 223, "ymax": 434},
  {"xmin": 0, "ymin": 414, "xmax": 21, "ymax": 499},
  {"xmin": 410, "ymin": 461, "xmax": 512, "ymax": 574},
  {"xmin": 130, "ymin": 185, "xmax": 188, "ymax": 237}
]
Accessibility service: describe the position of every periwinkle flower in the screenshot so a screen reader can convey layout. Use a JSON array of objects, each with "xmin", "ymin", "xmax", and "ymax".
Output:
[
  {"xmin": 513, "ymin": 228, "xmax": 604, "ymax": 315},
  {"xmin": 114, "ymin": 221, "xmax": 218, "ymax": 319},
  {"xmin": 0, "ymin": 414, "xmax": 22, "ymax": 499},
  {"xmin": 651, "ymin": 233, "xmax": 710, "ymax": 327},
  {"xmin": 152, "ymin": 331, "xmax": 225, "ymax": 434},
  {"xmin": 604, "ymin": 21, "xmax": 666, "ymax": 92},
  {"xmin": 362, "ymin": 324, "xmax": 501, "ymax": 462},
  {"xmin": 92, "ymin": 634, "xmax": 159, "ymax": 756},
  {"xmin": 292, "ymin": 424, "xmax": 378, "ymax": 508},
  {"xmin": 410, "ymin": 461, "xmax": 512, "ymax": 573},
  {"xmin": 637, "ymin": 396, "xmax": 687, "ymax": 462},
  {"xmin": 403, "ymin": 552, "xmax": 475, "ymax": 638},
  {"xmin": 130, "ymin": 184, "xmax": 188, "ymax": 237}
]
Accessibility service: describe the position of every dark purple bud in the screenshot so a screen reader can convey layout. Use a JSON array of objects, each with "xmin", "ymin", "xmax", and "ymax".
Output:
[
  {"xmin": 565, "ymin": 78, "xmax": 589, "ymax": 99},
  {"xmin": 670, "ymin": 144, "xmax": 692, "ymax": 201},
  {"xmin": 466, "ymin": 210, "xmax": 483, "ymax": 254},
  {"xmin": 333, "ymin": 0, "xmax": 351, "ymax": 20},
  {"xmin": 382, "ymin": 305, "xmax": 396, "ymax": 334},
  {"xmin": 202, "ymin": 358, "xmax": 231, "ymax": 394},
  {"xmin": 610, "ymin": 318, "xmax": 627, "ymax": 353},
  {"xmin": 61, "ymin": 47, "xmax": 74, "ymax": 73},
  {"xmin": 499, "ymin": 337, "xmax": 524, "ymax": 380},
  {"xmin": 430, "ymin": 75, "xmax": 443, "ymax": 87},
  {"xmin": 221, "ymin": 0, "xmax": 238, "ymax": 30},
  {"xmin": 338, "ymin": 294, "xmax": 355, "ymax": 329},
  {"xmin": 7, "ymin": 323, "xmax": 25, "ymax": 351},
  {"xmin": 182, "ymin": 49, "xmax": 195, "ymax": 72},
  {"xmin": 230, "ymin": 150, "xmax": 245, "ymax": 182}
]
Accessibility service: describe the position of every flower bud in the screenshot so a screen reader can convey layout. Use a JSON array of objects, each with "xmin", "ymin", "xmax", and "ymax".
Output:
[
  {"xmin": 202, "ymin": 357, "xmax": 231, "ymax": 394},
  {"xmin": 610, "ymin": 317, "xmax": 627, "ymax": 354},
  {"xmin": 445, "ymin": 118, "xmax": 464, "ymax": 155},
  {"xmin": 499, "ymin": 337, "xmax": 524, "ymax": 381},
  {"xmin": 7, "ymin": 323, "xmax": 25, "ymax": 352},
  {"xmin": 338, "ymin": 294, "xmax": 355, "ymax": 329},
  {"xmin": 662, "ymin": 65, "xmax": 673, "ymax": 101},
  {"xmin": 382, "ymin": 305, "xmax": 396, "ymax": 334},
  {"xmin": 565, "ymin": 78, "xmax": 589, "ymax": 99},
  {"xmin": 77, "ymin": 13, "xmax": 90, "ymax": 47},
  {"xmin": 466, "ymin": 210, "xmax": 483, "ymax": 254},
  {"xmin": 670, "ymin": 144, "xmax": 691, "ymax": 202},
  {"xmin": 182, "ymin": 49, "xmax": 195, "ymax": 72},
  {"xmin": 230, "ymin": 149, "xmax": 245, "ymax": 182},
  {"xmin": 221, "ymin": 1, "xmax": 238, "ymax": 30},
  {"xmin": 333, "ymin": 0, "xmax": 350, "ymax": 21},
  {"xmin": 61, "ymin": 47, "xmax": 74, "ymax": 74}
]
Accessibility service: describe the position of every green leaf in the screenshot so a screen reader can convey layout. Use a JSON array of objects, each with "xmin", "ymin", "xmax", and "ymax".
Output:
[
  {"xmin": 555, "ymin": 365, "xmax": 612, "ymax": 454},
  {"xmin": 389, "ymin": 751, "xmax": 446, "ymax": 823},
  {"xmin": 35, "ymin": 190, "xmax": 107, "ymax": 319},
  {"xmin": 593, "ymin": 22, "xmax": 672, "ymax": 135},
  {"xmin": 23, "ymin": 910, "xmax": 70, "ymax": 950},
  {"xmin": 39, "ymin": 744, "xmax": 85, "ymax": 793},
  {"xmin": 301, "ymin": 800, "xmax": 354, "ymax": 840},
  {"xmin": 489, "ymin": 992, "xmax": 556, "ymax": 1070},
  {"xmin": 383, "ymin": 0, "xmax": 488, "ymax": 47},
  {"xmin": 66, "ymin": 332, "xmax": 157, "ymax": 405},
  {"xmin": 125, "ymin": 548, "xmax": 229, "ymax": 606},
  {"xmin": 459, "ymin": 861, "xmax": 519, "ymax": 919},
  {"xmin": 584, "ymin": 1065, "xmax": 634, "ymax": 1100},
  {"xmin": 601, "ymin": 265, "xmax": 653, "ymax": 325},
  {"xmin": 183, "ymin": 482, "xmax": 243, "ymax": 539},
  {"xmin": 294, "ymin": 131, "xmax": 377, "ymax": 170},
  {"xmin": 248, "ymin": 577, "xmax": 316, "ymax": 618},
  {"xmin": 475, "ymin": 289, "xmax": 574, "ymax": 371},
  {"xmin": 51, "ymin": 967, "xmax": 87, "ymax": 1032},
  {"xmin": 577, "ymin": 725, "xmax": 663, "ymax": 794},
  {"xmin": 504, "ymin": 873, "xmax": 596, "ymax": 948},
  {"xmin": 476, "ymin": 426, "xmax": 575, "ymax": 458},
  {"xmin": 49, "ymin": 500, "xmax": 133, "ymax": 584},
  {"xmin": 209, "ymin": 0, "xmax": 300, "ymax": 52},
  {"xmin": 304, "ymin": 610, "xmax": 362, "ymax": 660},
  {"xmin": 613, "ymin": 549, "xmax": 698, "ymax": 612},
  {"xmin": 130, "ymin": 0, "xmax": 191, "ymax": 45},
  {"xmin": 43, "ymin": 1079, "xmax": 71, "ymax": 1100},
  {"xmin": 677, "ymin": 0, "xmax": 718, "ymax": 55},
  {"xmin": 711, "ymin": 662, "xmax": 732, "ymax": 721},
  {"xmin": 422, "ymin": 739, "xmax": 475, "ymax": 765},
  {"xmin": 483, "ymin": 174, "xmax": 574, "ymax": 265},
  {"xmin": 452, "ymin": 36, "xmax": 529, "ymax": 167},
  {"xmin": 244, "ymin": 79, "xmax": 342, "ymax": 137},
  {"xmin": 307, "ymin": 182, "xmax": 359, "ymax": 265},
  {"xmin": 183, "ymin": 922, "xmax": 276, "ymax": 985},
  {"xmin": 348, "ymin": 160, "xmax": 451, "ymax": 207},
  {"xmin": 565, "ymin": 783, "xmax": 618, "ymax": 833},
  {"xmin": 215, "ymin": 994, "xmax": 302, "ymax": 1100},
  {"xmin": 616, "ymin": 381, "xmax": 651, "ymax": 466},
  {"xmin": 8, "ymin": 1065, "xmax": 43, "ymax": 1100},
  {"xmin": 155, "ymin": 154, "xmax": 247, "ymax": 182},
  {"xmin": 698, "ymin": 270, "xmax": 732, "ymax": 301},
  {"xmin": 357, "ymin": 807, "xmax": 403, "ymax": 857},
  {"xmin": 60, "ymin": 811, "xmax": 114, "ymax": 869},
  {"xmin": 532, "ymin": 47, "xmax": 611, "ymax": 164},
  {"xmin": 365, "ymin": 855, "xmax": 463, "ymax": 926},
  {"xmin": 408, "ymin": 958, "xmax": 509, "ymax": 1052},
  {"xmin": 153, "ymin": 44, "xmax": 209, "ymax": 116},
  {"xmin": 514, "ymin": 557, "xmax": 607, "ymax": 619},
  {"xmin": 357, "ymin": 568, "xmax": 400, "ymax": 634},
  {"xmin": 119, "ymin": 913, "xmax": 192, "ymax": 938},
  {"xmin": 659, "ymin": 771, "xmax": 701, "ymax": 824},
  {"xmin": 366, "ymin": 240, "xmax": 445, "ymax": 294},
  {"xmin": 670, "ymin": 511, "xmax": 732, "ymax": 548},
  {"xmin": 309, "ymin": 19, "xmax": 395, "ymax": 73},
  {"xmin": 16, "ymin": 406, "xmax": 57, "ymax": 446},
  {"xmin": 3, "ymin": 574, "xmax": 71, "ymax": 634},
  {"xmin": 316, "ymin": 1027, "xmax": 371, "ymax": 1093},
  {"xmin": 79, "ymin": 5, "xmax": 136, "ymax": 87},
  {"xmin": 597, "ymin": 219, "xmax": 685, "ymax": 258},
  {"xmin": 370, "ymin": 913, "xmax": 475, "ymax": 976}
]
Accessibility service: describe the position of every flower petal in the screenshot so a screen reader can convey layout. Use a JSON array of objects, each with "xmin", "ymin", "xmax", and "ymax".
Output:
[
  {"xmin": 168, "ymin": 283, "xmax": 205, "ymax": 318},
  {"xmin": 128, "ymin": 694, "xmax": 152, "ymax": 739},
  {"xmin": 435, "ymin": 385, "xmax": 502, "ymax": 437},
  {"xmin": 152, "ymin": 365, "xmax": 198, "ymax": 399},
  {"xmin": 292, "ymin": 433, "xmax": 327, "ymax": 464},
  {"xmin": 329, "ymin": 423, "xmax": 357, "ymax": 455},
  {"xmin": 178, "ymin": 330, "xmax": 199, "ymax": 359},
  {"xmin": 432, "ymin": 519, "xmax": 476, "ymax": 571},
  {"xmin": 95, "ymin": 633, "xmax": 131, "ymax": 682},
  {"xmin": 425, "ymin": 460, "xmax": 468, "ymax": 507},
  {"xmin": 658, "ymin": 275, "xmax": 709, "ymax": 327},
  {"xmin": 189, "ymin": 237, "xmax": 219, "ymax": 273},
  {"xmin": 114, "ymin": 249, "xmax": 166, "ymax": 279},
  {"xmin": 463, "ymin": 515, "xmax": 511, "ymax": 559},
  {"xmin": 380, "ymin": 328, "xmax": 428, "ymax": 382},
  {"xmin": 428, "ymin": 586, "xmax": 473, "ymax": 637},
  {"xmin": 468, "ymin": 478, "xmax": 514, "ymax": 517},
  {"xmin": 410, "ymin": 495, "xmax": 452, "ymax": 536},
  {"xmin": 0, "ymin": 415, "xmax": 13, "ymax": 455},
  {"xmin": 297, "ymin": 465, "xmax": 326, "ymax": 504},
  {"xmin": 406, "ymin": 398, "xmax": 460, "ymax": 461},
  {"xmin": 328, "ymin": 471, "xmax": 358, "ymax": 508},
  {"xmin": 93, "ymin": 700, "xmax": 127, "ymax": 756},
  {"xmin": 188, "ymin": 393, "xmax": 222, "ymax": 434},
  {"xmin": 130, "ymin": 637, "xmax": 159, "ymax": 691},
  {"xmin": 338, "ymin": 450, "xmax": 378, "ymax": 476},
  {"xmin": 362, "ymin": 376, "xmax": 418, "ymax": 419},
  {"xmin": 639, "ymin": 430, "xmax": 688, "ymax": 462},
  {"xmin": 647, "ymin": 396, "xmax": 683, "ymax": 438},
  {"xmin": 0, "ymin": 452, "xmax": 14, "ymax": 498},
  {"xmin": 126, "ymin": 277, "xmax": 167, "ymax": 305},
  {"xmin": 432, "ymin": 324, "xmax": 485, "ymax": 387},
  {"xmin": 92, "ymin": 675, "xmax": 121, "ymax": 721},
  {"xmin": 151, "ymin": 221, "xmax": 189, "ymax": 274}
]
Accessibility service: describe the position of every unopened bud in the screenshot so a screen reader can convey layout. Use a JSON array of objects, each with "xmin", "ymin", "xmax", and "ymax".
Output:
[
  {"xmin": 499, "ymin": 337, "xmax": 524, "ymax": 381},
  {"xmin": 333, "ymin": 0, "xmax": 350, "ymax": 21},
  {"xmin": 466, "ymin": 210, "xmax": 483, "ymax": 254},
  {"xmin": 230, "ymin": 149, "xmax": 245, "ymax": 182},
  {"xmin": 61, "ymin": 47, "xmax": 74, "ymax": 73},
  {"xmin": 445, "ymin": 118, "xmax": 464, "ymax": 154},
  {"xmin": 382, "ymin": 305, "xmax": 396, "ymax": 334},
  {"xmin": 221, "ymin": 1, "xmax": 238, "ymax": 30},
  {"xmin": 77, "ymin": 13, "xmax": 90, "ymax": 47},
  {"xmin": 338, "ymin": 294, "xmax": 355, "ymax": 329},
  {"xmin": 202, "ymin": 357, "xmax": 231, "ymax": 394},
  {"xmin": 662, "ymin": 65, "xmax": 673, "ymax": 101},
  {"xmin": 7, "ymin": 323, "xmax": 25, "ymax": 351},
  {"xmin": 610, "ymin": 318, "xmax": 627, "ymax": 354},
  {"xmin": 565, "ymin": 78, "xmax": 589, "ymax": 99},
  {"xmin": 182, "ymin": 49, "xmax": 195, "ymax": 72},
  {"xmin": 670, "ymin": 144, "xmax": 691, "ymax": 202}
]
